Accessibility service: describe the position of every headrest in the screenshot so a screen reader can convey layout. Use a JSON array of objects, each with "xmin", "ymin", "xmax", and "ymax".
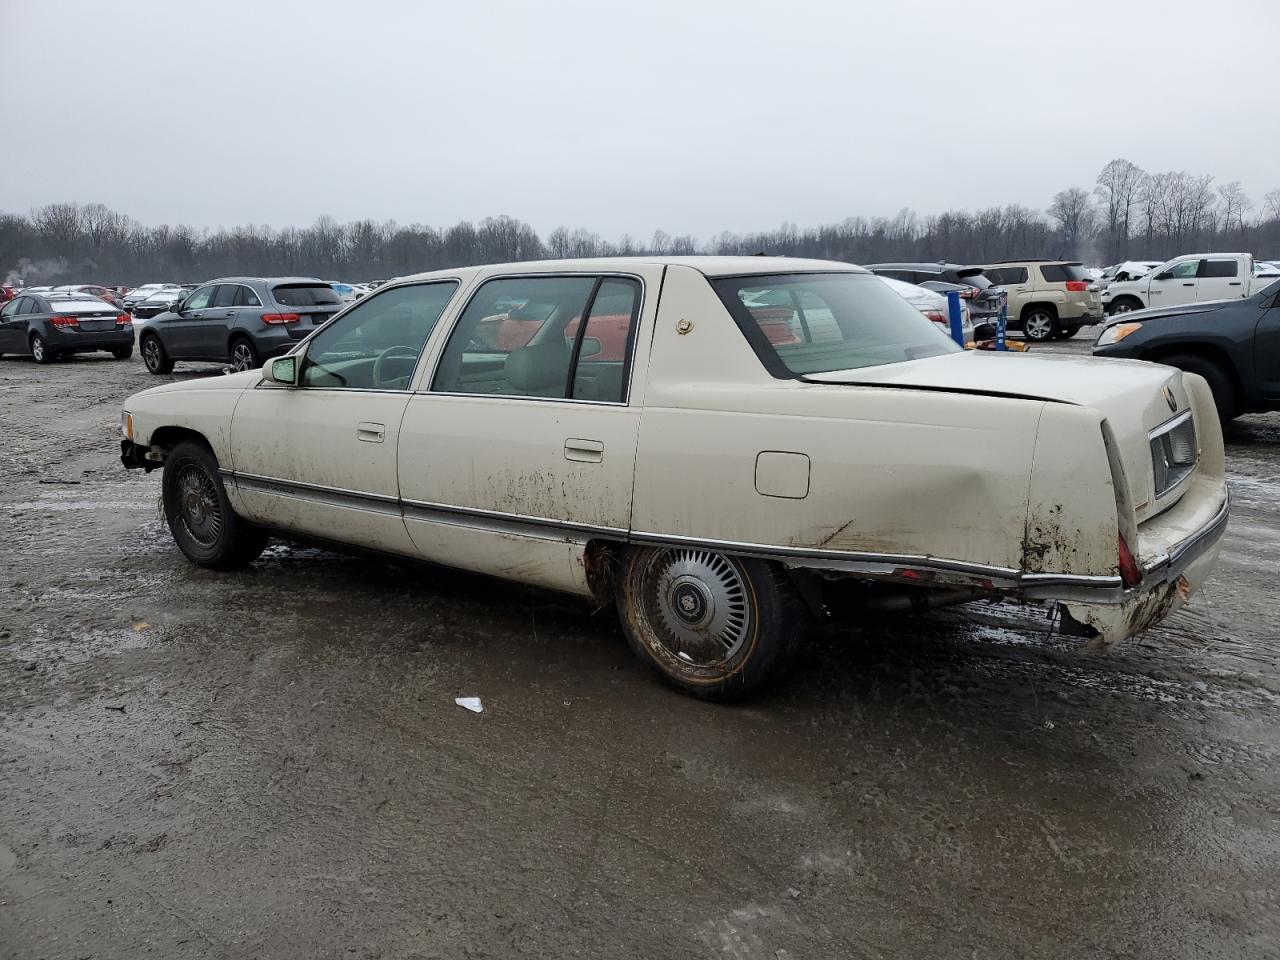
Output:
[{"xmin": 505, "ymin": 339, "xmax": 569, "ymax": 392}]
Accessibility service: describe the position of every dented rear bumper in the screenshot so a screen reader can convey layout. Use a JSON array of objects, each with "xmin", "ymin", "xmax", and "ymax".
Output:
[{"xmin": 1053, "ymin": 489, "xmax": 1229, "ymax": 643}]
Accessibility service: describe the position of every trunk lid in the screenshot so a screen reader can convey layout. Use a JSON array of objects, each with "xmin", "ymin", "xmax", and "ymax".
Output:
[{"xmin": 806, "ymin": 351, "xmax": 1192, "ymax": 522}]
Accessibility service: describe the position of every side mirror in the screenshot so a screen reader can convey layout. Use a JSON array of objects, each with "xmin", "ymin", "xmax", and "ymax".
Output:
[
  {"xmin": 170, "ymin": 299, "xmax": 185, "ymax": 313},
  {"xmin": 1154, "ymin": 271, "xmax": 1173, "ymax": 281},
  {"xmin": 262, "ymin": 355, "xmax": 299, "ymax": 385},
  {"xmin": 578, "ymin": 337, "xmax": 602, "ymax": 359}
]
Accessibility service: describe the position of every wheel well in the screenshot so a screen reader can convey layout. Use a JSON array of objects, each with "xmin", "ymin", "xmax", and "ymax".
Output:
[
  {"xmin": 1020, "ymin": 301, "xmax": 1058, "ymax": 321},
  {"xmin": 1110, "ymin": 294, "xmax": 1143, "ymax": 308},
  {"xmin": 149, "ymin": 426, "xmax": 211, "ymax": 458}
]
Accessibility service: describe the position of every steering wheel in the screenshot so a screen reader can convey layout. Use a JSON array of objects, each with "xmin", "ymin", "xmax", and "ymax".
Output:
[{"xmin": 371, "ymin": 345, "xmax": 420, "ymax": 388}]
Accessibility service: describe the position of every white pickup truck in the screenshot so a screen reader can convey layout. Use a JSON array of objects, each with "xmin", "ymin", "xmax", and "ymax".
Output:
[{"xmin": 1102, "ymin": 253, "xmax": 1266, "ymax": 315}]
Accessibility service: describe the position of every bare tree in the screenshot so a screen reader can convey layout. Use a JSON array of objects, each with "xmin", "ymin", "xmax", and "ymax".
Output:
[
  {"xmin": 1263, "ymin": 189, "xmax": 1280, "ymax": 222},
  {"xmin": 1094, "ymin": 158, "xmax": 1145, "ymax": 262},
  {"xmin": 1217, "ymin": 181, "xmax": 1252, "ymax": 242},
  {"xmin": 1047, "ymin": 188, "xmax": 1095, "ymax": 259}
]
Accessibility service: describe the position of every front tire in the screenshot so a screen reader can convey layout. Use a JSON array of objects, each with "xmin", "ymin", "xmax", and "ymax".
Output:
[
  {"xmin": 1108, "ymin": 297, "xmax": 1142, "ymax": 316},
  {"xmin": 616, "ymin": 546, "xmax": 807, "ymax": 701},
  {"xmin": 1159, "ymin": 353, "xmax": 1237, "ymax": 424},
  {"xmin": 30, "ymin": 333, "xmax": 55, "ymax": 364},
  {"xmin": 162, "ymin": 440, "xmax": 268, "ymax": 570},
  {"xmin": 1022, "ymin": 308, "xmax": 1058, "ymax": 342},
  {"xmin": 141, "ymin": 334, "xmax": 173, "ymax": 374}
]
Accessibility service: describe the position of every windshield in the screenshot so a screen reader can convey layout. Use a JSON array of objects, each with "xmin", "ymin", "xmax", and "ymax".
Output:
[{"xmin": 712, "ymin": 272, "xmax": 961, "ymax": 377}]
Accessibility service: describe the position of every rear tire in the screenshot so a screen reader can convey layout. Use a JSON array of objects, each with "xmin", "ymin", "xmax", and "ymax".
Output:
[
  {"xmin": 615, "ymin": 546, "xmax": 807, "ymax": 701},
  {"xmin": 1158, "ymin": 353, "xmax": 1237, "ymax": 424},
  {"xmin": 112, "ymin": 345, "xmax": 134, "ymax": 360},
  {"xmin": 229, "ymin": 336, "xmax": 260, "ymax": 372},
  {"xmin": 162, "ymin": 440, "xmax": 268, "ymax": 570},
  {"xmin": 141, "ymin": 334, "xmax": 173, "ymax": 374},
  {"xmin": 1022, "ymin": 308, "xmax": 1058, "ymax": 342},
  {"xmin": 30, "ymin": 333, "xmax": 55, "ymax": 364}
]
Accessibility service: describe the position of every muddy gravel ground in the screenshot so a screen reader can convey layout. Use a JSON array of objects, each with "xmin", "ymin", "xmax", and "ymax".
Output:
[{"xmin": 2, "ymin": 332, "xmax": 1279, "ymax": 960}]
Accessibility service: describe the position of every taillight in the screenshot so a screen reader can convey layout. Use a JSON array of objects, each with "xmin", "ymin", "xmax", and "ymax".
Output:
[
  {"xmin": 1118, "ymin": 534, "xmax": 1141, "ymax": 588},
  {"xmin": 1065, "ymin": 281, "xmax": 1089, "ymax": 292},
  {"xmin": 922, "ymin": 309, "xmax": 947, "ymax": 324},
  {"xmin": 261, "ymin": 313, "xmax": 301, "ymax": 325},
  {"xmin": 49, "ymin": 315, "xmax": 79, "ymax": 327},
  {"xmin": 958, "ymin": 287, "xmax": 979, "ymax": 299},
  {"xmin": 116, "ymin": 313, "xmax": 131, "ymax": 326}
]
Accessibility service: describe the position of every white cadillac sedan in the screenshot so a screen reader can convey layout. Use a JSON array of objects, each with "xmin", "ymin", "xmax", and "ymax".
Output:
[{"xmin": 120, "ymin": 257, "xmax": 1229, "ymax": 700}]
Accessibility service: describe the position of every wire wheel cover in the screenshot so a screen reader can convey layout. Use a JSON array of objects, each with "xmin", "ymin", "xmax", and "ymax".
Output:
[
  {"xmin": 175, "ymin": 464, "xmax": 223, "ymax": 546},
  {"xmin": 640, "ymin": 549, "xmax": 753, "ymax": 666}
]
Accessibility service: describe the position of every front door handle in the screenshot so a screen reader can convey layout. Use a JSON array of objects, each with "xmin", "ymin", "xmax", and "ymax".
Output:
[
  {"xmin": 357, "ymin": 421, "xmax": 385, "ymax": 443},
  {"xmin": 1182, "ymin": 282, "xmax": 1195, "ymax": 287},
  {"xmin": 564, "ymin": 438, "xmax": 604, "ymax": 463}
]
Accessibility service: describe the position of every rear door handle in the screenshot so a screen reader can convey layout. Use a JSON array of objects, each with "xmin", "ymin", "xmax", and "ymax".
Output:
[
  {"xmin": 564, "ymin": 438, "xmax": 604, "ymax": 463},
  {"xmin": 1182, "ymin": 282, "xmax": 1195, "ymax": 287},
  {"xmin": 1228, "ymin": 282, "xmax": 1242, "ymax": 286},
  {"xmin": 357, "ymin": 421, "xmax": 385, "ymax": 443}
]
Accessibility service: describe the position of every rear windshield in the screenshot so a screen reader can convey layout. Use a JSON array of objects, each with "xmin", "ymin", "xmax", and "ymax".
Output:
[
  {"xmin": 956, "ymin": 272, "xmax": 993, "ymax": 290},
  {"xmin": 711, "ymin": 272, "xmax": 960, "ymax": 378},
  {"xmin": 1039, "ymin": 263, "xmax": 1088, "ymax": 283},
  {"xmin": 272, "ymin": 283, "xmax": 342, "ymax": 307},
  {"xmin": 49, "ymin": 299, "xmax": 117, "ymax": 313}
]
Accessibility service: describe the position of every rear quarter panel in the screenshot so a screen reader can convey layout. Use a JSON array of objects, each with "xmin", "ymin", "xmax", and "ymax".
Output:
[{"xmin": 631, "ymin": 265, "xmax": 1044, "ymax": 571}]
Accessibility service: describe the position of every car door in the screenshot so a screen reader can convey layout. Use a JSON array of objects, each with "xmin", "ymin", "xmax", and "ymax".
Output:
[
  {"xmin": 227, "ymin": 280, "xmax": 461, "ymax": 555},
  {"xmin": 162, "ymin": 283, "xmax": 218, "ymax": 358},
  {"xmin": 1149, "ymin": 259, "xmax": 1200, "ymax": 307},
  {"xmin": 1198, "ymin": 257, "xmax": 1244, "ymax": 302},
  {"xmin": 1253, "ymin": 286, "xmax": 1280, "ymax": 400},
  {"xmin": 396, "ymin": 268, "xmax": 659, "ymax": 595},
  {"xmin": 202, "ymin": 283, "xmax": 242, "ymax": 357},
  {"xmin": 992, "ymin": 266, "xmax": 1030, "ymax": 318},
  {"xmin": 0, "ymin": 297, "xmax": 29, "ymax": 351}
]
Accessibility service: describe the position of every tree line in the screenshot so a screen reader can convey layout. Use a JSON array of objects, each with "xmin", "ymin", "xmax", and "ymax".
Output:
[{"xmin": 3, "ymin": 158, "xmax": 1278, "ymax": 286}]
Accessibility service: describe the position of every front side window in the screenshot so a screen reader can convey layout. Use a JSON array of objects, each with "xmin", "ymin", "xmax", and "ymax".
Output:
[
  {"xmin": 712, "ymin": 272, "xmax": 960, "ymax": 378},
  {"xmin": 1201, "ymin": 259, "xmax": 1239, "ymax": 279},
  {"xmin": 0, "ymin": 298, "xmax": 21, "ymax": 318},
  {"xmin": 299, "ymin": 281, "xmax": 458, "ymax": 390},
  {"xmin": 184, "ymin": 286, "xmax": 216, "ymax": 311},
  {"xmin": 1166, "ymin": 261, "xmax": 1199, "ymax": 280},
  {"xmin": 432, "ymin": 275, "xmax": 640, "ymax": 402},
  {"xmin": 988, "ymin": 266, "xmax": 1028, "ymax": 284}
]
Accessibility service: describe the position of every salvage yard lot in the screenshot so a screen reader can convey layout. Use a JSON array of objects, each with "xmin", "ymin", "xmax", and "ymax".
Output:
[{"xmin": 2, "ymin": 338, "xmax": 1279, "ymax": 958}]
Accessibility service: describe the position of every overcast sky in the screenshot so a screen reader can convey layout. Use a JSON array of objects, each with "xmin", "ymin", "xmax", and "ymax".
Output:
[{"xmin": 3, "ymin": 0, "xmax": 1277, "ymax": 239}]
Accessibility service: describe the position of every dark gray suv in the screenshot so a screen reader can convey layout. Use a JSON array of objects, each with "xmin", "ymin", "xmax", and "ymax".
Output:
[{"xmin": 139, "ymin": 277, "xmax": 343, "ymax": 374}]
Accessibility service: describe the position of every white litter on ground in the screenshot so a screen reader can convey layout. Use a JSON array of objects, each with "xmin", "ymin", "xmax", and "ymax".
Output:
[{"xmin": 454, "ymin": 696, "xmax": 483, "ymax": 714}]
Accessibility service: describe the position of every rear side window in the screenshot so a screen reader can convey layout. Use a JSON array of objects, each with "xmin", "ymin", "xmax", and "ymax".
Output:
[
  {"xmin": 432, "ymin": 275, "xmax": 640, "ymax": 402},
  {"xmin": 1039, "ymin": 263, "xmax": 1088, "ymax": 283},
  {"xmin": 234, "ymin": 285, "xmax": 262, "ymax": 307},
  {"xmin": 212, "ymin": 285, "xmax": 238, "ymax": 308},
  {"xmin": 273, "ymin": 284, "xmax": 342, "ymax": 307},
  {"xmin": 1200, "ymin": 259, "xmax": 1239, "ymax": 279},
  {"xmin": 712, "ymin": 272, "xmax": 960, "ymax": 377}
]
